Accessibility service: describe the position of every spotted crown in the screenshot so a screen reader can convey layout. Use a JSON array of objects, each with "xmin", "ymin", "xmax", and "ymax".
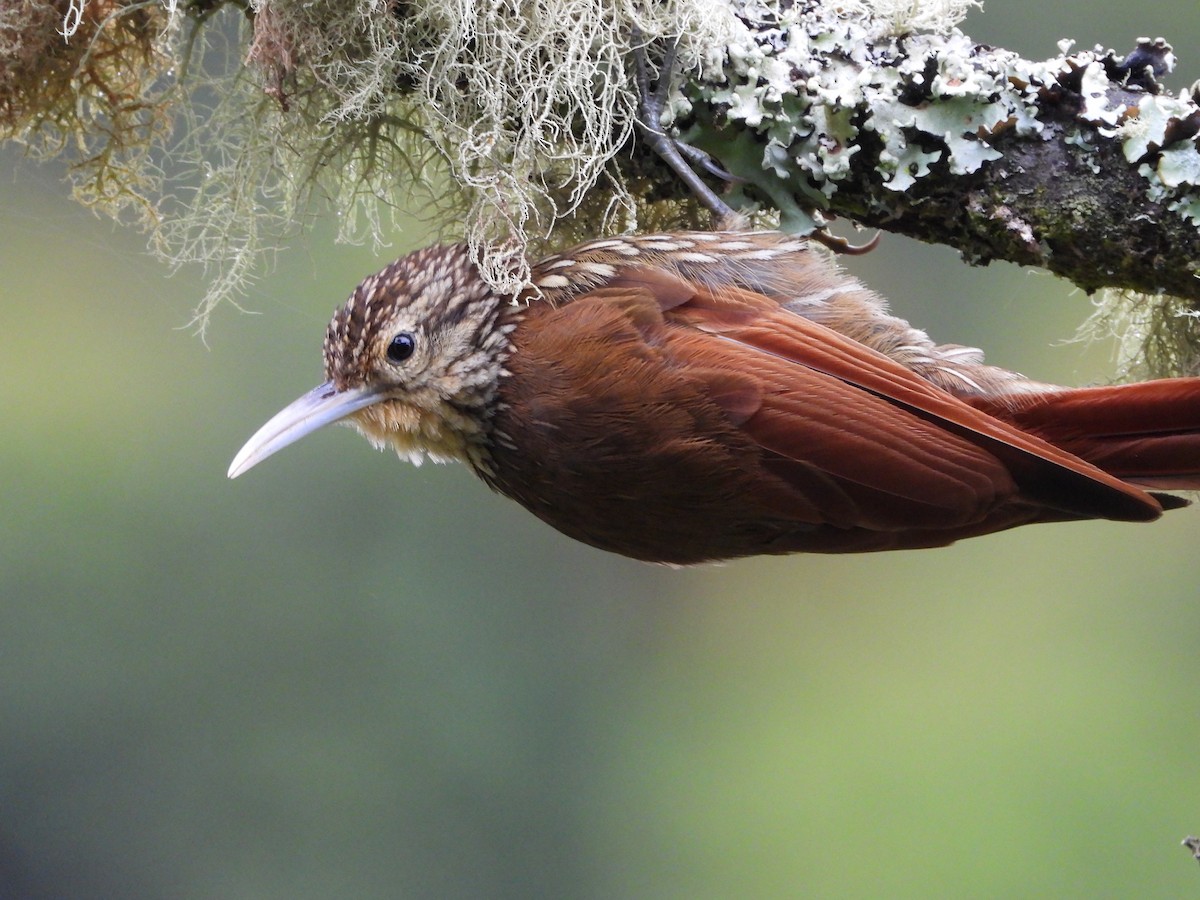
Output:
[{"xmin": 322, "ymin": 243, "xmax": 494, "ymax": 390}]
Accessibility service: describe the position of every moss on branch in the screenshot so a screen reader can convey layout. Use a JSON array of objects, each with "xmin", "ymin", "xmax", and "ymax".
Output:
[
  {"xmin": 676, "ymin": 6, "xmax": 1200, "ymax": 297},
  {"xmin": 4, "ymin": 0, "xmax": 1200, "ymax": 370}
]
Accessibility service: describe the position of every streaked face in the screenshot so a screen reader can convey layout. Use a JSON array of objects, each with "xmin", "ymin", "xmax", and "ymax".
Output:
[{"xmin": 229, "ymin": 244, "xmax": 508, "ymax": 477}]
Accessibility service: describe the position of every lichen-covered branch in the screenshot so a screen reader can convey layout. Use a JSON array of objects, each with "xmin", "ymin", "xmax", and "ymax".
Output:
[
  {"xmin": 669, "ymin": 3, "xmax": 1200, "ymax": 302},
  {"xmin": 4, "ymin": 0, "xmax": 1200, "ymax": 368}
]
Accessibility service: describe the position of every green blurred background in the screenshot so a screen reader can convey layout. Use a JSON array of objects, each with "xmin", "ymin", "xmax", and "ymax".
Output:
[{"xmin": 4, "ymin": 4, "xmax": 1200, "ymax": 897}]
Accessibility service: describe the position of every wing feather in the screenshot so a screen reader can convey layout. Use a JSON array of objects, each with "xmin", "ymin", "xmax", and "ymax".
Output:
[
  {"xmin": 490, "ymin": 266, "xmax": 1164, "ymax": 561},
  {"xmin": 658, "ymin": 276, "xmax": 1162, "ymax": 522}
]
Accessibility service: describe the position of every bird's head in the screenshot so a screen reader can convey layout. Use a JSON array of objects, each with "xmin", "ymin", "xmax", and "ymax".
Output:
[{"xmin": 229, "ymin": 244, "xmax": 513, "ymax": 479}]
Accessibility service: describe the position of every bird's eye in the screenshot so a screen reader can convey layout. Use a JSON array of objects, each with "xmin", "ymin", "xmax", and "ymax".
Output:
[{"xmin": 386, "ymin": 332, "xmax": 416, "ymax": 363}]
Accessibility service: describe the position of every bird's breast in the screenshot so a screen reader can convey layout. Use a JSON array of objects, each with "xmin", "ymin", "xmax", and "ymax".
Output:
[{"xmin": 480, "ymin": 296, "xmax": 790, "ymax": 561}]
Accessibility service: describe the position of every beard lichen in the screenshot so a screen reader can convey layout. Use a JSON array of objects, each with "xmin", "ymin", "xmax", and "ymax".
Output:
[
  {"xmin": 237, "ymin": 0, "xmax": 747, "ymax": 299},
  {"xmin": 1, "ymin": 0, "xmax": 175, "ymax": 224},
  {"xmin": 4, "ymin": 0, "xmax": 749, "ymax": 330},
  {"xmin": 1078, "ymin": 288, "xmax": 1200, "ymax": 379},
  {"xmin": 22, "ymin": 0, "xmax": 1196, "ymax": 359}
]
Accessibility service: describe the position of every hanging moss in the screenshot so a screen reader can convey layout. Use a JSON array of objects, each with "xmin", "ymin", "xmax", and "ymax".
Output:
[
  {"xmin": 7, "ymin": 0, "xmax": 1200, "ymax": 374},
  {"xmin": 1, "ymin": 0, "xmax": 173, "ymax": 222}
]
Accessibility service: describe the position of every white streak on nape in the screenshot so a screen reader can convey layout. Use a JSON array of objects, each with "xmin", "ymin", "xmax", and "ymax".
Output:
[
  {"xmin": 734, "ymin": 249, "xmax": 786, "ymax": 260},
  {"xmin": 934, "ymin": 366, "xmax": 985, "ymax": 393},
  {"xmin": 938, "ymin": 345, "xmax": 985, "ymax": 362},
  {"xmin": 785, "ymin": 288, "xmax": 839, "ymax": 308},
  {"xmin": 578, "ymin": 262, "xmax": 616, "ymax": 277},
  {"xmin": 536, "ymin": 274, "xmax": 571, "ymax": 288}
]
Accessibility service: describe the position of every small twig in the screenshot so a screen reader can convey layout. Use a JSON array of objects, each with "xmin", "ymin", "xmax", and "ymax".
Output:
[{"xmin": 1182, "ymin": 835, "xmax": 1200, "ymax": 865}]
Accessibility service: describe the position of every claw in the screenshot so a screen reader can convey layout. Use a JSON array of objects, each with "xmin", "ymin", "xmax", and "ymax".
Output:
[
  {"xmin": 674, "ymin": 141, "xmax": 743, "ymax": 184},
  {"xmin": 631, "ymin": 29, "xmax": 878, "ymax": 253},
  {"xmin": 632, "ymin": 28, "xmax": 736, "ymax": 218},
  {"xmin": 811, "ymin": 229, "xmax": 882, "ymax": 255}
]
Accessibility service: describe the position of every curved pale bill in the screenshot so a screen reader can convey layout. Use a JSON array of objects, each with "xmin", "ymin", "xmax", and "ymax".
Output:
[{"xmin": 228, "ymin": 381, "xmax": 383, "ymax": 478}]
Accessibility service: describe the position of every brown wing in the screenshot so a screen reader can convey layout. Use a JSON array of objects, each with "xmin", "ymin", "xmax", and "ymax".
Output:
[
  {"xmin": 610, "ymin": 265, "xmax": 1163, "ymax": 524},
  {"xmin": 487, "ymin": 268, "xmax": 1162, "ymax": 561}
]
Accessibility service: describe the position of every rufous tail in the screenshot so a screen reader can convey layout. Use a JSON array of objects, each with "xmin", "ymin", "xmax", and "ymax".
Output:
[{"xmin": 985, "ymin": 378, "xmax": 1200, "ymax": 495}]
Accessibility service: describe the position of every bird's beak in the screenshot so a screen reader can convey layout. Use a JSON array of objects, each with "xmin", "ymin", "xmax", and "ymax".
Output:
[{"xmin": 228, "ymin": 381, "xmax": 384, "ymax": 478}]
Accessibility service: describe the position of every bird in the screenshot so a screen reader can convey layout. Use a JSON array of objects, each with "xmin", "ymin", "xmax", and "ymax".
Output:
[{"xmin": 228, "ymin": 230, "xmax": 1200, "ymax": 564}]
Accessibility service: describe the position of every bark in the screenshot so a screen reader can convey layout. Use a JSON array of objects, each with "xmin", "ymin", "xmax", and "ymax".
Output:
[
  {"xmin": 6, "ymin": 0, "xmax": 1200, "ymax": 311},
  {"xmin": 655, "ymin": 3, "xmax": 1200, "ymax": 301}
]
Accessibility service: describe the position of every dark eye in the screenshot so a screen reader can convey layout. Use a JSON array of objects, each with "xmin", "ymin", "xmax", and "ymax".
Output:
[{"xmin": 386, "ymin": 332, "xmax": 416, "ymax": 363}]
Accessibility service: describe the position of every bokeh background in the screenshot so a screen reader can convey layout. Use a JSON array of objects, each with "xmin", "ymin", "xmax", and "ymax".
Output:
[{"xmin": 4, "ymin": 3, "xmax": 1200, "ymax": 897}]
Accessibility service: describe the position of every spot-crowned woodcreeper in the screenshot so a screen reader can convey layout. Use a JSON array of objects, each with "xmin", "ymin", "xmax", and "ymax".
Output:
[{"xmin": 229, "ymin": 230, "xmax": 1200, "ymax": 563}]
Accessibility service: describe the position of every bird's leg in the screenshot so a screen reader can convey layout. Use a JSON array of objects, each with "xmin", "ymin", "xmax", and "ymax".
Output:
[
  {"xmin": 632, "ymin": 29, "xmax": 738, "ymax": 219},
  {"xmin": 631, "ymin": 31, "xmax": 879, "ymax": 254}
]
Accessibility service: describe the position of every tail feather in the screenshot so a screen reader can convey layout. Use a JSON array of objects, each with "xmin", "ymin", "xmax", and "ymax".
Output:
[{"xmin": 981, "ymin": 379, "xmax": 1200, "ymax": 493}]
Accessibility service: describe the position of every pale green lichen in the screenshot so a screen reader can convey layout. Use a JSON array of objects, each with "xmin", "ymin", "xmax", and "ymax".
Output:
[
  {"xmin": 376, "ymin": 0, "xmax": 745, "ymax": 294},
  {"xmin": 8, "ymin": 0, "xmax": 1200, "ymax": 348},
  {"xmin": 679, "ymin": 7, "xmax": 1200, "ymax": 242},
  {"xmin": 7, "ymin": 0, "xmax": 750, "ymax": 327},
  {"xmin": 1114, "ymin": 94, "xmax": 1192, "ymax": 160},
  {"xmin": 0, "ymin": 0, "xmax": 1002, "ymax": 328},
  {"xmin": 680, "ymin": 4, "xmax": 1042, "ymax": 212},
  {"xmin": 1042, "ymin": 42, "xmax": 1200, "ymax": 242},
  {"xmin": 843, "ymin": 0, "xmax": 979, "ymax": 37},
  {"xmin": 666, "ymin": 7, "xmax": 1200, "ymax": 372}
]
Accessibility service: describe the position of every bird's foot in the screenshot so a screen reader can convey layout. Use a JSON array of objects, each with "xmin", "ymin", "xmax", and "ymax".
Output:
[
  {"xmin": 632, "ymin": 29, "xmax": 737, "ymax": 219},
  {"xmin": 810, "ymin": 228, "xmax": 882, "ymax": 255},
  {"xmin": 631, "ymin": 29, "xmax": 879, "ymax": 254}
]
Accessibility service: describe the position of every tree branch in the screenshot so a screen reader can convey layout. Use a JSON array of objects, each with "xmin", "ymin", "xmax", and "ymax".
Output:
[
  {"xmin": 658, "ymin": 5, "xmax": 1200, "ymax": 300},
  {"xmin": 5, "ymin": 0, "xmax": 1200, "ymax": 340}
]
